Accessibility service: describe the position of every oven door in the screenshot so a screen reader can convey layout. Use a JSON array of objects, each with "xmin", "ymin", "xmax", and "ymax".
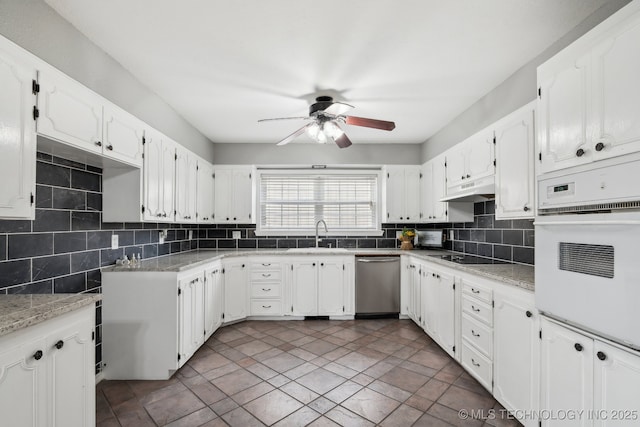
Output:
[{"xmin": 535, "ymin": 212, "xmax": 640, "ymax": 350}]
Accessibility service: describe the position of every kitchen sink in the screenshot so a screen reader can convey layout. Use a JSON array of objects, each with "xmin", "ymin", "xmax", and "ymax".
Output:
[{"xmin": 286, "ymin": 247, "xmax": 350, "ymax": 253}]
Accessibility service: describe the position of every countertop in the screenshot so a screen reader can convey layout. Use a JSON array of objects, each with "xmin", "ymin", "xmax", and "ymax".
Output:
[
  {"xmin": 0, "ymin": 293, "xmax": 102, "ymax": 338},
  {"xmin": 102, "ymin": 248, "xmax": 535, "ymax": 292}
]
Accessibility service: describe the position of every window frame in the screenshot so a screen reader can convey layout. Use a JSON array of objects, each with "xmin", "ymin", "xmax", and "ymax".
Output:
[{"xmin": 254, "ymin": 168, "xmax": 384, "ymax": 237}]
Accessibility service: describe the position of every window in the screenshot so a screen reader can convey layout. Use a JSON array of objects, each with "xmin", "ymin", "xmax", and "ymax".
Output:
[{"xmin": 256, "ymin": 169, "xmax": 382, "ymax": 236}]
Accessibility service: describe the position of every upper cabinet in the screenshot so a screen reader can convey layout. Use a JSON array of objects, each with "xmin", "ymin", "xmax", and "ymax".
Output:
[
  {"xmin": 494, "ymin": 102, "xmax": 536, "ymax": 219},
  {"xmin": 102, "ymin": 103, "xmax": 144, "ymax": 167},
  {"xmin": 446, "ymin": 129, "xmax": 495, "ymax": 192},
  {"xmin": 421, "ymin": 154, "xmax": 473, "ymax": 223},
  {"xmin": 213, "ymin": 166, "xmax": 253, "ymax": 223},
  {"xmin": 538, "ymin": 1, "xmax": 640, "ymax": 174},
  {"xmin": 143, "ymin": 130, "xmax": 176, "ymax": 221},
  {"xmin": 385, "ymin": 165, "xmax": 421, "ymax": 223},
  {"xmin": 0, "ymin": 37, "xmax": 37, "ymax": 219},
  {"xmin": 196, "ymin": 159, "xmax": 215, "ymax": 224},
  {"xmin": 175, "ymin": 146, "xmax": 198, "ymax": 223}
]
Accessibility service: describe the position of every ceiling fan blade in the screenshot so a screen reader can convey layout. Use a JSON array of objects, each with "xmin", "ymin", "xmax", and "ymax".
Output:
[
  {"xmin": 345, "ymin": 115, "xmax": 396, "ymax": 131},
  {"xmin": 323, "ymin": 101, "xmax": 354, "ymax": 116},
  {"xmin": 258, "ymin": 117, "xmax": 310, "ymax": 122},
  {"xmin": 276, "ymin": 124, "xmax": 312, "ymax": 146},
  {"xmin": 334, "ymin": 132, "xmax": 352, "ymax": 149}
]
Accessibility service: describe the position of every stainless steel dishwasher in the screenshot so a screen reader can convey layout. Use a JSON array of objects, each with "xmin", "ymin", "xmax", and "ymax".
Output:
[{"xmin": 355, "ymin": 256, "xmax": 400, "ymax": 318}]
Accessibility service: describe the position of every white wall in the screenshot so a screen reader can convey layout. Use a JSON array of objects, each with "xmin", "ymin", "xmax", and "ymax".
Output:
[
  {"xmin": 421, "ymin": 0, "xmax": 632, "ymax": 163},
  {"xmin": 213, "ymin": 143, "xmax": 422, "ymax": 165},
  {"xmin": 0, "ymin": 0, "xmax": 214, "ymax": 161}
]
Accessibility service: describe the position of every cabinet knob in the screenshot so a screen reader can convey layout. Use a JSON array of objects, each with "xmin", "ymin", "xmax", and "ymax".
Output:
[
  {"xmin": 595, "ymin": 142, "xmax": 605, "ymax": 152},
  {"xmin": 436, "ymin": 274, "xmax": 440, "ymax": 279},
  {"xmin": 233, "ymin": 217, "xmax": 237, "ymax": 221},
  {"xmin": 400, "ymin": 217, "xmax": 403, "ymax": 220},
  {"xmin": 320, "ymin": 263, "xmax": 324, "ymax": 267},
  {"xmin": 313, "ymin": 263, "xmax": 316, "ymax": 266},
  {"xmin": 106, "ymin": 144, "xmax": 114, "ymax": 151},
  {"xmin": 242, "ymin": 264, "xmax": 245, "ymax": 268},
  {"xmin": 226, "ymin": 217, "xmax": 230, "ymax": 220},
  {"xmin": 576, "ymin": 148, "xmax": 585, "ymax": 157},
  {"xmin": 461, "ymin": 175, "xmax": 465, "ymax": 180},
  {"xmin": 597, "ymin": 351, "xmax": 607, "ymax": 361},
  {"xmin": 95, "ymin": 141, "xmax": 102, "ymax": 147},
  {"xmin": 466, "ymin": 174, "xmax": 470, "ymax": 178},
  {"xmin": 574, "ymin": 343, "xmax": 583, "ymax": 352},
  {"xmin": 525, "ymin": 310, "xmax": 532, "ymax": 318},
  {"xmin": 523, "ymin": 206, "xmax": 530, "ymax": 212},
  {"xmin": 33, "ymin": 350, "xmax": 43, "ymax": 360},
  {"xmin": 55, "ymin": 340, "xmax": 64, "ymax": 350}
]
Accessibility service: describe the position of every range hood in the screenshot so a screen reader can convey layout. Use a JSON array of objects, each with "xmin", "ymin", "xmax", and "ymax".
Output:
[{"xmin": 440, "ymin": 175, "xmax": 495, "ymax": 202}]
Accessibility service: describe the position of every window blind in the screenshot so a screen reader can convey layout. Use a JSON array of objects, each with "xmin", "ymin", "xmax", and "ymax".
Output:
[{"xmin": 258, "ymin": 172, "xmax": 380, "ymax": 234}]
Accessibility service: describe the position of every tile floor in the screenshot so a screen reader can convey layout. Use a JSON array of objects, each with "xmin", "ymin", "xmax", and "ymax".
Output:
[{"xmin": 97, "ymin": 319, "xmax": 522, "ymax": 426}]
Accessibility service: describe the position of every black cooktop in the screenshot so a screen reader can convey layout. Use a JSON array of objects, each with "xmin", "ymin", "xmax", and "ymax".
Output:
[{"xmin": 428, "ymin": 254, "xmax": 510, "ymax": 265}]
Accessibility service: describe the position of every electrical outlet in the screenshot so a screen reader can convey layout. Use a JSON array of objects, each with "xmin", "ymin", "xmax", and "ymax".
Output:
[
  {"xmin": 396, "ymin": 230, "xmax": 403, "ymax": 239},
  {"xmin": 232, "ymin": 231, "xmax": 241, "ymax": 239},
  {"xmin": 159, "ymin": 230, "xmax": 166, "ymax": 245},
  {"xmin": 111, "ymin": 235, "xmax": 119, "ymax": 250},
  {"xmin": 188, "ymin": 230, "xmax": 193, "ymax": 240},
  {"xmin": 449, "ymin": 229, "xmax": 455, "ymax": 240}
]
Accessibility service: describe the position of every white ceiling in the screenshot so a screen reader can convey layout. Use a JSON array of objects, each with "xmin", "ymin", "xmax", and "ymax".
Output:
[{"xmin": 45, "ymin": 0, "xmax": 607, "ymax": 144}]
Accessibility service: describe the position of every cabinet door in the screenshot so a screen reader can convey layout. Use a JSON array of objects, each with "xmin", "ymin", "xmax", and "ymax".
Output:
[
  {"xmin": 223, "ymin": 261, "xmax": 247, "ymax": 323},
  {"xmin": 0, "ymin": 43, "xmax": 36, "ymax": 219},
  {"xmin": 404, "ymin": 167, "xmax": 421, "ymax": 222},
  {"xmin": 431, "ymin": 157, "xmax": 448, "ymax": 222},
  {"xmin": 232, "ymin": 168, "xmax": 253, "ymax": 223},
  {"xmin": 0, "ymin": 337, "xmax": 48, "ymax": 427},
  {"xmin": 291, "ymin": 261, "xmax": 317, "ymax": 316},
  {"xmin": 593, "ymin": 341, "xmax": 640, "ymax": 427},
  {"xmin": 204, "ymin": 267, "xmax": 217, "ymax": 340},
  {"xmin": 538, "ymin": 55, "xmax": 592, "ymax": 174},
  {"xmin": 213, "ymin": 168, "xmax": 231, "ymax": 222},
  {"xmin": 197, "ymin": 161, "xmax": 214, "ymax": 224},
  {"xmin": 175, "ymin": 147, "xmax": 197, "ymax": 223},
  {"xmin": 48, "ymin": 317, "xmax": 95, "ymax": 427},
  {"xmin": 37, "ymin": 69, "xmax": 103, "ymax": 153},
  {"xmin": 466, "ymin": 130, "xmax": 495, "ymax": 181},
  {"xmin": 445, "ymin": 144, "xmax": 466, "ymax": 189},
  {"xmin": 142, "ymin": 133, "xmax": 163, "ymax": 220},
  {"xmin": 420, "ymin": 162, "xmax": 433, "ymax": 221},
  {"xmin": 160, "ymin": 139, "xmax": 176, "ymax": 221},
  {"xmin": 179, "ymin": 273, "xmax": 205, "ymax": 364},
  {"xmin": 493, "ymin": 291, "xmax": 538, "ymax": 427},
  {"xmin": 317, "ymin": 260, "xmax": 344, "ymax": 316},
  {"xmin": 435, "ymin": 270, "xmax": 455, "ymax": 357},
  {"xmin": 421, "ymin": 268, "xmax": 437, "ymax": 337},
  {"xmin": 495, "ymin": 106, "xmax": 535, "ymax": 219},
  {"xmin": 540, "ymin": 318, "xmax": 593, "ymax": 427},
  {"xmin": 102, "ymin": 104, "xmax": 144, "ymax": 167},
  {"xmin": 385, "ymin": 167, "xmax": 405, "ymax": 222},
  {"xmin": 591, "ymin": 18, "xmax": 640, "ymax": 162}
]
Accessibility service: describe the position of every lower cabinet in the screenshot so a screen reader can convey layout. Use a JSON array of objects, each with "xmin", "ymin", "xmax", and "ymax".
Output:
[
  {"xmin": 0, "ymin": 304, "xmax": 95, "ymax": 427},
  {"xmin": 178, "ymin": 269, "xmax": 205, "ymax": 365},
  {"xmin": 204, "ymin": 262, "xmax": 224, "ymax": 340},
  {"xmin": 223, "ymin": 258, "xmax": 248, "ymax": 323},
  {"xmin": 249, "ymin": 258, "xmax": 283, "ymax": 316},
  {"xmin": 540, "ymin": 317, "xmax": 640, "ymax": 427},
  {"xmin": 420, "ymin": 264, "xmax": 455, "ymax": 358},
  {"xmin": 288, "ymin": 256, "xmax": 354, "ymax": 317}
]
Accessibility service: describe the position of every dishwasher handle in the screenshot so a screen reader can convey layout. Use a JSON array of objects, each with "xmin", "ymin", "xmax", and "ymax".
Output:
[{"xmin": 357, "ymin": 258, "xmax": 399, "ymax": 263}]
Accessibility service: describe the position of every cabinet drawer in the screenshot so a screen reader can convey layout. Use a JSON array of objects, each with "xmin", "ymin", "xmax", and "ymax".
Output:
[
  {"xmin": 462, "ymin": 281, "xmax": 492, "ymax": 304},
  {"xmin": 250, "ymin": 300, "xmax": 282, "ymax": 316},
  {"xmin": 251, "ymin": 261, "xmax": 281, "ymax": 271},
  {"xmin": 462, "ymin": 295, "xmax": 493, "ymax": 326},
  {"xmin": 250, "ymin": 270, "xmax": 281, "ymax": 282},
  {"xmin": 461, "ymin": 313, "xmax": 493, "ymax": 358},
  {"xmin": 250, "ymin": 284, "xmax": 280, "ymax": 298},
  {"xmin": 461, "ymin": 340, "xmax": 492, "ymax": 392}
]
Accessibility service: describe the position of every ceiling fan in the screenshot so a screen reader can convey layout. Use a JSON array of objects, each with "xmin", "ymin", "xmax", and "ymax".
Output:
[{"xmin": 258, "ymin": 96, "xmax": 396, "ymax": 148}]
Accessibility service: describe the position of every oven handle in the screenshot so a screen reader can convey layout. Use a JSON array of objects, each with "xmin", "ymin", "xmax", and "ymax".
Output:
[{"xmin": 534, "ymin": 220, "xmax": 640, "ymax": 226}]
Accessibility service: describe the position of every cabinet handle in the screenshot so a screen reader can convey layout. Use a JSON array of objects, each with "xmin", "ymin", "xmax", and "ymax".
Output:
[
  {"xmin": 262, "ymin": 288, "xmax": 271, "ymax": 292},
  {"xmin": 33, "ymin": 350, "xmax": 43, "ymax": 360},
  {"xmin": 471, "ymin": 358, "xmax": 480, "ymax": 367},
  {"xmin": 106, "ymin": 144, "xmax": 114, "ymax": 151},
  {"xmin": 95, "ymin": 141, "xmax": 102, "ymax": 147},
  {"xmin": 262, "ymin": 273, "xmax": 271, "ymax": 277},
  {"xmin": 576, "ymin": 148, "xmax": 585, "ymax": 157},
  {"xmin": 595, "ymin": 142, "xmax": 606, "ymax": 152},
  {"xmin": 471, "ymin": 330, "xmax": 480, "ymax": 337},
  {"xmin": 597, "ymin": 351, "xmax": 607, "ymax": 361},
  {"xmin": 471, "ymin": 305, "xmax": 480, "ymax": 312},
  {"xmin": 525, "ymin": 310, "xmax": 532, "ymax": 318},
  {"xmin": 466, "ymin": 174, "xmax": 471, "ymax": 178},
  {"xmin": 262, "ymin": 305, "xmax": 271, "ymax": 309},
  {"xmin": 262, "ymin": 263, "xmax": 271, "ymax": 267},
  {"xmin": 55, "ymin": 340, "xmax": 64, "ymax": 350},
  {"xmin": 471, "ymin": 288, "xmax": 480, "ymax": 294},
  {"xmin": 523, "ymin": 205, "xmax": 530, "ymax": 212},
  {"xmin": 575, "ymin": 343, "xmax": 583, "ymax": 352}
]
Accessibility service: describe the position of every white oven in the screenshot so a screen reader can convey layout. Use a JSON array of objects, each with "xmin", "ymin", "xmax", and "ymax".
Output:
[{"xmin": 535, "ymin": 211, "xmax": 640, "ymax": 350}]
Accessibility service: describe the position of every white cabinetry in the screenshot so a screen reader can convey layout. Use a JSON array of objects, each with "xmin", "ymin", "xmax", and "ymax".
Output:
[
  {"xmin": 213, "ymin": 166, "xmax": 253, "ymax": 223},
  {"xmin": 143, "ymin": 130, "xmax": 176, "ymax": 221},
  {"xmin": 540, "ymin": 317, "xmax": 640, "ymax": 427},
  {"xmin": 175, "ymin": 146, "xmax": 198, "ymax": 223},
  {"xmin": 385, "ymin": 166, "xmax": 421, "ymax": 223},
  {"xmin": 178, "ymin": 270, "xmax": 205, "ymax": 365},
  {"xmin": 0, "ymin": 38, "xmax": 36, "ymax": 219},
  {"xmin": 420, "ymin": 265, "xmax": 455, "ymax": 358},
  {"xmin": 102, "ymin": 103, "xmax": 145, "ymax": 167},
  {"xmin": 493, "ymin": 287, "xmax": 539, "ymax": 427},
  {"xmin": 223, "ymin": 258, "xmax": 248, "ymax": 323},
  {"xmin": 197, "ymin": 159, "xmax": 215, "ymax": 224},
  {"xmin": 249, "ymin": 258, "xmax": 283, "ymax": 316},
  {"xmin": 538, "ymin": 1, "xmax": 640, "ymax": 174},
  {"xmin": 404, "ymin": 260, "xmax": 421, "ymax": 323},
  {"xmin": 289, "ymin": 256, "xmax": 354, "ymax": 317},
  {"xmin": 421, "ymin": 154, "xmax": 473, "ymax": 223},
  {"xmin": 204, "ymin": 262, "xmax": 223, "ymax": 340},
  {"xmin": 446, "ymin": 129, "xmax": 495, "ymax": 193},
  {"xmin": 0, "ymin": 305, "xmax": 95, "ymax": 427},
  {"xmin": 495, "ymin": 102, "xmax": 536, "ymax": 219}
]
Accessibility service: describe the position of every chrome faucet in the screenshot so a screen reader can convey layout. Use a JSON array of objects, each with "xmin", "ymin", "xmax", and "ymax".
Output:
[{"xmin": 315, "ymin": 219, "xmax": 328, "ymax": 248}]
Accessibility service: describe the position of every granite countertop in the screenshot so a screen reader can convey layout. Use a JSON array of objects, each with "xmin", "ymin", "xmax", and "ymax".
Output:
[
  {"xmin": 102, "ymin": 248, "xmax": 535, "ymax": 292},
  {"xmin": 0, "ymin": 293, "xmax": 102, "ymax": 338}
]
